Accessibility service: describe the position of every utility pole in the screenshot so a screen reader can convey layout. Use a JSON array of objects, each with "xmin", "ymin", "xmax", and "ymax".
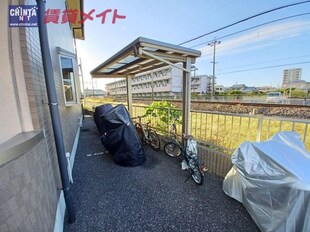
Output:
[
  {"xmin": 78, "ymin": 58, "xmax": 85, "ymax": 98},
  {"xmin": 91, "ymin": 78, "xmax": 95, "ymax": 96},
  {"xmin": 208, "ymin": 40, "xmax": 221, "ymax": 99}
]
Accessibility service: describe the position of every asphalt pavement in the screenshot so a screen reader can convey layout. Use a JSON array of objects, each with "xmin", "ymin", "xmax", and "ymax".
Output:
[{"xmin": 64, "ymin": 116, "xmax": 260, "ymax": 232}]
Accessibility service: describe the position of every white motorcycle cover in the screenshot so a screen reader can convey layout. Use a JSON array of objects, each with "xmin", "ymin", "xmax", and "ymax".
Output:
[{"xmin": 223, "ymin": 131, "xmax": 310, "ymax": 232}]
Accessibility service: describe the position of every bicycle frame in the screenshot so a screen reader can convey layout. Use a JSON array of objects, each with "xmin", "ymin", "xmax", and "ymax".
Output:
[
  {"xmin": 133, "ymin": 116, "xmax": 160, "ymax": 151},
  {"xmin": 169, "ymin": 135, "xmax": 186, "ymax": 157},
  {"xmin": 134, "ymin": 116, "xmax": 150, "ymax": 141},
  {"xmin": 164, "ymin": 134, "xmax": 204, "ymax": 185},
  {"xmin": 166, "ymin": 117, "xmax": 179, "ymax": 143}
]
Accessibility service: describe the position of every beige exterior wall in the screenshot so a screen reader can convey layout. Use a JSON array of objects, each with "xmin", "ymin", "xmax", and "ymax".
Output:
[
  {"xmin": 0, "ymin": 0, "xmax": 33, "ymax": 143},
  {"xmin": 0, "ymin": 137, "xmax": 57, "ymax": 232},
  {"xmin": 45, "ymin": 0, "xmax": 82, "ymax": 154},
  {"xmin": 1, "ymin": 0, "xmax": 83, "ymax": 230}
]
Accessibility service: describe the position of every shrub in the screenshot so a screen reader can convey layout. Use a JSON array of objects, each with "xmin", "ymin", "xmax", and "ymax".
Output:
[{"xmin": 145, "ymin": 101, "xmax": 181, "ymax": 131}]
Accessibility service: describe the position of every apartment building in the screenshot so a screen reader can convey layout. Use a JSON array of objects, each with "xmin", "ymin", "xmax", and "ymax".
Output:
[
  {"xmin": 84, "ymin": 88, "xmax": 106, "ymax": 97},
  {"xmin": 282, "ymin": 68, "xmax": 302, "ymax": 88},
  {"xmin": 191, "ymin": 75, "xmax": 211, "ymax": 94},
  {"xmin": 106, "ymin": 65, "xmax": 211, "ymax": 98}
]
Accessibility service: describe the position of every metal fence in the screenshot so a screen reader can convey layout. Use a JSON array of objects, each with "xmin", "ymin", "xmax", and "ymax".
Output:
[
  {"xmin": 132, "ymin": 104, "xmax": 310, "ymax": 152},
  {"xmin": 131, "ymin": 104, "xmax": 310, "ymax": 176},
  {"xmin": 84, "ymin": 100, "xmax": 310, "ymax": 176}
]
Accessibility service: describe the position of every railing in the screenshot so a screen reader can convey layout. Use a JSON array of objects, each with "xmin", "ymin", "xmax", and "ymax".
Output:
[
  {"xmin": 192, "ymin": 110, "xmax": 310, "ymax": 151},
  {"xmin": 130, "ymin": 104, "xmax": 304, "ymax": 176},
  {"xmin": 84, "ymin": 100, "xmax": 310, "ymax": 176},
  {"xmin": 131, "ymin": 105, "xmax": 310, "ymax": 152},
  {"xmin": 84, "ymin": 99, "xmax": 310, "ymax": 152}
]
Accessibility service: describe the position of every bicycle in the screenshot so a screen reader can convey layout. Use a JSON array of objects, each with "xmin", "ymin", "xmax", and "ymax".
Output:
[
  {"xmin": 164, "ymin": 117, "xmax": 181, "ymax": 157},
  {"xmin": 164, "ymin": 134, "xmax": 204, "ymax": 185},
  {"xmin": 133, "ymin": 116, "xmax": 160, "ymax": 151}
]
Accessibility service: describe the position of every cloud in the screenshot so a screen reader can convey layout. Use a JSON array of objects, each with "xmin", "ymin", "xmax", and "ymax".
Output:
[{"xmin": 200, "ymin": 20, "xmax": 310, "ymax": 57}]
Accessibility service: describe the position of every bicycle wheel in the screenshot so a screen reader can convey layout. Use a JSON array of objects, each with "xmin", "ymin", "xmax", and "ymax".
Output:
[
  {"xmin": 190, "ymin": 162, "xmax": 204, "ymax": 185},
  {"xmin": 164, "ymin": 142, "xmax": 181, "ymax": 157},
  {"xmin": 148, "ymin": 130, "xmax": 160, "ymax": 151},
  {"xmin": 135, "ymin": 123, "xmax": 145, "ymax": 144}
]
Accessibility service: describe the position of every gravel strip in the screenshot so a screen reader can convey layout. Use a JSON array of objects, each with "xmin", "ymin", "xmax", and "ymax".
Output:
[{"xmin": 64, "ymin": 117, "xmax": 260, "ymax": 232}]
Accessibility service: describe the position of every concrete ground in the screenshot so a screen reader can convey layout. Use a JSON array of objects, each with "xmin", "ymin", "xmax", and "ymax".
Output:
[{"xmin": 64, "ymin": 116, "xmax": 260, "ymax": 232}]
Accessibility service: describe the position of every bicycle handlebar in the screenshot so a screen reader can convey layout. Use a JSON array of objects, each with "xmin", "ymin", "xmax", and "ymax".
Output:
[
  {"xmin": 132, "ymin": 115, "xmax": 143, "ymax": 122},
  {"xmin": 132, "ymin": 116, "xmax": 152, "ymax": 127}
]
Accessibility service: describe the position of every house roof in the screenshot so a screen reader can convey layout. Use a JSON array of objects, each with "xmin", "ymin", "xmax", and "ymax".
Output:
[
  {"xmin": 230, "ymin": 84, "xmax": 246, "ymax": 90},
  {"xmin": 241, "ymin": 87, "xmax": 258, "ymax": 93},
  {"xmin": 90, "ymin": 37, "xmax": 201, "ymax": 78}
]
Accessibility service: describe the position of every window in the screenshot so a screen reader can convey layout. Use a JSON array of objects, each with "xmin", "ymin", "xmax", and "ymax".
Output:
[{"xmin": 61, "ymin": 57, "xmax": 77, "ymax": 103}]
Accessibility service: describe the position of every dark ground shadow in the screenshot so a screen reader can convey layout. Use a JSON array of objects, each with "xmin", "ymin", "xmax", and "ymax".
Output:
[{"xmin": 64, "ymin": 117, "xmax": 260, "ymax": 232}]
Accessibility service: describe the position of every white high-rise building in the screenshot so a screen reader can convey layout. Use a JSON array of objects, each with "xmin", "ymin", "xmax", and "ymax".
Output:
[
  {"xmin": 282, "ymin": 68, "xmax": 302, "ymax": 88},
  {"xmin": 105, "ymin": 65, "xmax": 211, "ymax": 98}
]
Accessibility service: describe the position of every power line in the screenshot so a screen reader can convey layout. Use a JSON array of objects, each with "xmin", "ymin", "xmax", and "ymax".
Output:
[
  {"xmin": 217, "ymin": 61, "xmax": 310, "ymax": 75},
  {"xmin": 178, "ymin": 0, "xmax": 310, "ymax": 46},
  {"xmin": 219, "ymin": 55, "xmax": 310, "ymax": 71},
  {"xmin": 190, "ymin": 12, "xmax": 310, "ymax": 49}
]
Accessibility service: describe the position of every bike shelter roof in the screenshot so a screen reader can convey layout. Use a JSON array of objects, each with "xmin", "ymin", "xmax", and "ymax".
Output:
[{"xmin": 90, "ymin": 37, "xmax": 201, "ymax": 135}]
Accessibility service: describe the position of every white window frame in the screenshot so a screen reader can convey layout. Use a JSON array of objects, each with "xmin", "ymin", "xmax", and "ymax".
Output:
[{"xmin": 57, "ymin": 47, "xmax": 79, "ymax": 106}]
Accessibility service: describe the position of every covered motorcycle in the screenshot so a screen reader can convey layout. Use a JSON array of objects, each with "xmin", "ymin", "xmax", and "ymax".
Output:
[
  {"xmin": 93, "ymin": 104, "xmax": 113, "ymax": 134},
  {"xmin": 223, "ymin": 131, "xmax": 310, "ymax": 232},
  {"xmin": 100, "ymin": 104, "xmax": 145, "ymax": 167}
]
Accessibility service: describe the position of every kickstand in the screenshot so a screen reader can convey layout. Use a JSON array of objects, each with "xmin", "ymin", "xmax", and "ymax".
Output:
[{"xmin": 184, "ymin": 174, "xmax": 191, "ymax": 183}]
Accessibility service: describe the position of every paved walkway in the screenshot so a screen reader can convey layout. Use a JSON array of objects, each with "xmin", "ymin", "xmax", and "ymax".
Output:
[{"xmin": 64, "ymin": 116, "xmax": 259, "ymax": 232}]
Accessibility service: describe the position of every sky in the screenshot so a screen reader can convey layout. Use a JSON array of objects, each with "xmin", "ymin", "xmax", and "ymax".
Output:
[{"xmin": 76, "ymin": 0, "xmax": 310, "ymax": 90}]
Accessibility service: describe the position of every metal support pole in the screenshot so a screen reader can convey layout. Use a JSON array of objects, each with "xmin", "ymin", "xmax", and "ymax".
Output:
[
  {"xmin": 151, "ymin": 73, "xmax": 154, "ymax": 101},
  {"xmin": 140, "ymin": 49, "xmax": 191, "ymax": 73},
  {"xmin": 256, "ymin": 116, "xmax": 264, "ymax": 142},
  {"xmin": 127, "ymin": 76, "xmax": 133, "ymax": 114},
  {"xmin": 182, "ymin": 57, "xmax": 192, "ymax": 136}
]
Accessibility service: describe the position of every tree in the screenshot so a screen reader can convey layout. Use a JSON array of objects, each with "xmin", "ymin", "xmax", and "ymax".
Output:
[
  {"xmin": 291, "ymin": 89, "xmax": 307, "ymax": 98},
  {"xmin": 227, "ymin": 90, "xmax": 242, "ymax": 95}
]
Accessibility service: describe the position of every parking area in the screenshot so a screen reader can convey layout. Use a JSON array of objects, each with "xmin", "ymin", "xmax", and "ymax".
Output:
[{"xmin": 64, "ymin": 116, "xmax": 259, "ymax": 232}]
